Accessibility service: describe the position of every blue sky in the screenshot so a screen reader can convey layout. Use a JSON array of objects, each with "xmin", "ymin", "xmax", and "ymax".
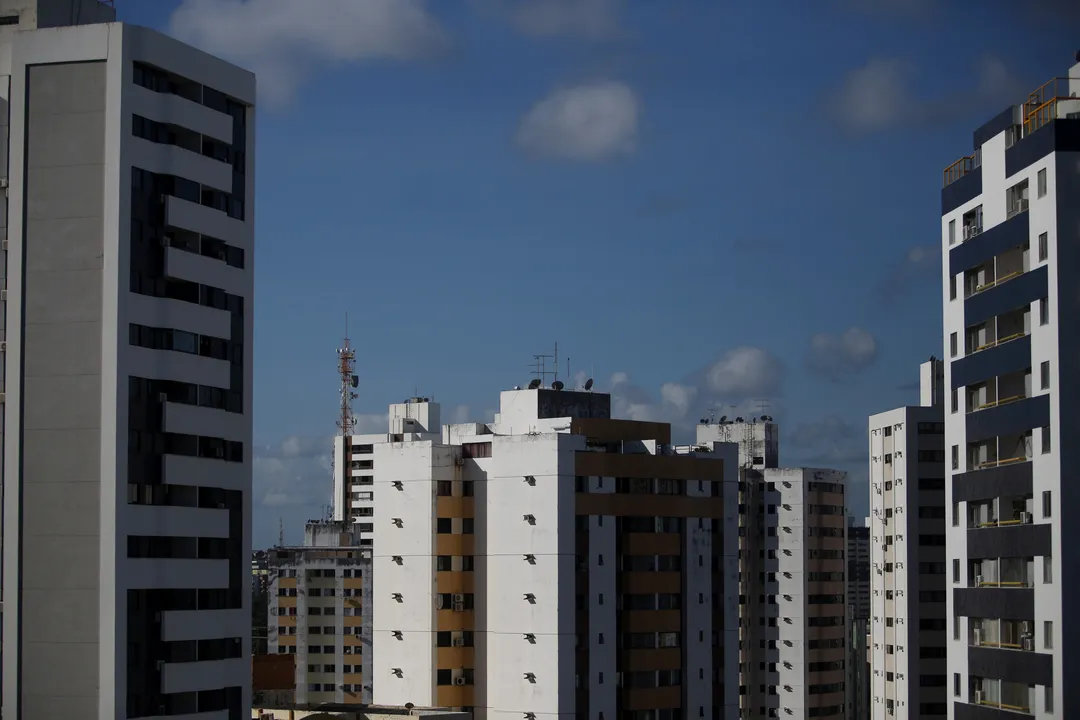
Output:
[{"xmin": 120, "ymin": 0, "xmax": 1078, "ymax": 546}]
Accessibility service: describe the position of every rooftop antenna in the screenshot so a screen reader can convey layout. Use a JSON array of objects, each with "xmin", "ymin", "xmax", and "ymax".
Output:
[
  {"xmin": 337, "ymin": 314, "xmax": 359, "ymax": 523},
  {"xmin": 529, "ymin": 342, "xmax": 559, "ymax": 387}
]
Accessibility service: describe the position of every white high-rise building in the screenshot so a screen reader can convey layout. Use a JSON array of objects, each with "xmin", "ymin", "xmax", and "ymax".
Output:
[
  {"xmin": 868, "ymin": 359, "xmax": 947, "ymax": 719},
  {"xmin": 696, "ymin": 419, "xmax": 848, "ymax": 720},
  {"xmin": 939, "ymin": 54, "xmax": 1080, "ymax": 719},
  {"xmin": 1, "ymin": 2, "xmax": 256, "ymax": 717},
  {"xmin": 331, "ymin": 397, "xmax": 441, "ymax": 538},
  {"xmin": 371, "ymin": 385, "xmax": 742, "ymax": 720}
]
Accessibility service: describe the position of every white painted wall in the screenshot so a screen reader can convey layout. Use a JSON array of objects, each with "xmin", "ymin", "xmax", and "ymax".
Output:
[
  {"xmin": 484, "ymin": 432, "xmax": 580, "ymax": 720},
  {"xmin": 941, "ymin": 119, "xmax": 1061, "ymax": 719}
]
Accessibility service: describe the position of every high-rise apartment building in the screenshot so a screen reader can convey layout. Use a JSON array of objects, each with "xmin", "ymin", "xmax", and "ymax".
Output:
[
  {"xmin": 1, "ymin": 3, "xmax": 256, "ymax": 717},
  {"xmin": 846, "ymin": 516, "xmax": 869, "ymax": 720},
  {"xmin": 696, "ymin": 419, "xmax": 848, "ymax": 720},
  {"xmin": 266, "ymin": 521, "xmax": 373, "ymax": 707},
  {"xmin": 940, "ymin": 54, "xmax": 1079, "ymax": 718},
  {"xmin": 332, "ymin": 397, "xmax": 442, "ymax": 534},
  {"xmin": 868, "ymin": 359, "xmax": 947, "ymax": 719},
  {"xmin": 371, "ymin": 386, "xmax": 742, "ymax": 720}
]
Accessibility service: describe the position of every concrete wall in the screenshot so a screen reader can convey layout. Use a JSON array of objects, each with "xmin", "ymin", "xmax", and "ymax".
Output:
[{"xmin": 13, "ymin": 58, "xmax": 106, "ymax": 718}]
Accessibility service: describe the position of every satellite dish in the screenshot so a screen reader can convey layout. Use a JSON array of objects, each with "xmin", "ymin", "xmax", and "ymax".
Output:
[
  {"xmin": 552, "ymin": 380, "xmax": 564, "ymax": 391},
  {"xmin": 584, "ymin": 378, "xmax": 594, "ymax": 391},
  {"xmin": 350, "ymin": 375, "xmax": 359, "ymax": 388},
  {"xmin": 735, "ymin": 416, "xmax": 744, "ymax": 422},
  {"xmin": 719, "ymin": 415, "xmax": 727, "ymax": 422},
  {"xmin": 527, "ymin": 378, "xmax": 542, "ymax": 390}
]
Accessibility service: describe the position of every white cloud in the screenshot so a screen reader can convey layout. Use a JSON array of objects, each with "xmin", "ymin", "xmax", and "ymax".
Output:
[
  {"xmin": 450, "ymin": 405, "xmax": 472, "ymax": 424},
  {"xmin": 805, "ymin": 327, "xmax": 878, "ymax": 380},
  {"xmin": 607, "ymin": 346, "xmax": 785, "ymax": 435},
  {"xmin": 704, "ymin": 346, "xmax": 785, "ymax": 398},
  {"xmin": 254, "ymin": 435, "xmax": 333, "ymax": 508},
  {"xmin": 834, "ymin": 55, "xmax": 1022, "ymax": 131},
  {"xmin": 508, "ymin": 0, "xmax": 624, "ymax": 39},
  {"xmin": 168, "ymin": 0, "xmax": 450, "ymax": 106},
  {"xmin": 516, "ymin": 81, "xmax": 639, "ymax": 161},
  {"xmin": 788, "ymin": 415, "xmax": 867, "ymax": 465},
  {"xmin": 834, "ymin": 58, "xmax": 909, "ymax": 131}
]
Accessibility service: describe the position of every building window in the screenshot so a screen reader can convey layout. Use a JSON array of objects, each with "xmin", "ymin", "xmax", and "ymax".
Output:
[
  {"xmin": 954, "ymin": 673, "xmax": 961, "ymax": 697},
  {"xmin": 1046, "ymin": 685, "xmax": 1054, "ymax": 714},
  {"xmin": 952, "ymin": 503, "xmax": 959, "ymax": 527},
  {"xmin": 953, "ymin": 615, "xmax": 960, "ymax": 640},
  {"xmin": 1044, "ymin": 555, "xmax": 1052, "ymax": 584},
  {"xmin": 948, "ymin": 219, "xmax": 956, "ymax": 245},
  {"xmin": 1044, "ymin": 621, "xmax": 1053, "ymax": 649},
  {"xmin": 952, "ymin": 559, "xmax": 960, "ymax": 583},
  {"xmin": 950, "ymin": 274, "xmax": 957, "ymax": 300},
  {"xmin": 951, "ymin": 445, "xmax": 959, "ymax": 470},
  {"xmin": 1041, "ymin": 361, "xmax": 1050, "ymax": 389},
  {"xmin": 951, "ymin": 389, "xmax": 958, "ymax": 414},
  {"xmin": 1037, "ymin": 168, "xmax": 1047, "ymax": 197},
  {"xmin": 1043, "ymin": 491, "xmax": 1052, "ymax": 518},
  {"xmin": 1042, "ymin": 426, "xmax": 1051, "ymax": 454},
  {"xmin": 1039, "ymin": 232, "xmax": 1049, "ymax": 261},
  {"xmin": 1040, "ymin": 298, "xmax": 1050, "ymax": 326},
  {"xmin": 1007, "ymin": 179, "xmax": 1030, "ymax": 217},
  {"xmin": 950, "ymin": 332, "xmax": 958, "ymax": 358}
]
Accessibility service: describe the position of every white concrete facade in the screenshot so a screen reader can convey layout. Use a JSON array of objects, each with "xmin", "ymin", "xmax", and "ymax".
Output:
[
  {"xmin": 332, "ymin": 398, "xmax": 442, "ymax": 540},
  {"xmin": 371, "ymin": 388, "xmax": 741, "ymax": 720},
  {"xmin": 0, "ymin": 9, "xmax": 255, "ymax": 718},
  {"xmin": 267, "ymin": 522, "xmax": 373, "ymax": 707},
  {"xmin": 940, "ymin": 59, "xmax": 1080, "ymax": 719},
  {"xmin": 868, "ymin": 360, "xmax": 946, "ymax": 719},
  {"xmin": 697, "ymin": 423, "xmax": 848, "ymax": 720}
]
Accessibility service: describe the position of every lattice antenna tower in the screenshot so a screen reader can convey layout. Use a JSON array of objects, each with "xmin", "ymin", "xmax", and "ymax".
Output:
[
  {"xmin": 529, "ymin": 342, "xmax": 560, "ymax": 386},
  {"xmin": 337, "ymin": 315, "xmax": 360, "ymax": 522}
]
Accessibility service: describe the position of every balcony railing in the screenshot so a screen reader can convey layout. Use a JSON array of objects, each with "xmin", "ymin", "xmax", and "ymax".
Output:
[
  {"xmin": 1023, "ymin": 77, "xmax": 1079, "ymax": 137},
  {"xmin": 971, "ymin": 270, "xmax": 1023, "ymax": 296},
  {"xmin": 970, "ymin": 512, "xmax": 1032, "ymax": 529},
  {"xmin": 972, "ymin": 455, "xmax": 1028, "ymax": 471},
  {"xmin": 944, "ymin": 154, "xmax": 977, "ymax": 188},
  {"xmin": 971, "ymin": 331, "xmax": 1026, "ymax": 355},
  {"xmin": 971, "ymin": 394, "xmax": 1026, "ymax": 412}
]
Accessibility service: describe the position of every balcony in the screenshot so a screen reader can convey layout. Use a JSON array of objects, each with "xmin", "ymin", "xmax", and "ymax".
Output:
[
  {"xmin": 966, "ymin": 307, "xmax": 1029, "ymax": 357},
  {"xmin": 967, "ymin": 432, "xmax": 1031, "ymax": 472},
  {"xmin": 964, "ymin": 241, "xmax": 1028, "ymax": 299},
  {"xmin": 969, "ymin": 676, "xmax": 1033, "ymax": 716},
  {"xmin": 970, "ymin": 618, "xmax": 1034, "ymax": 652},
  {"xmin": 969, "ymin": 557, "xmax": 1034, "ymax": 590},
  {"xmin": 966, "ymin": 370, "xmax": 1030, "ymax": 414},
  {"xmin": 967, "ymin": 496, "xmax": 1032, "ymax": 530},
  {"xmin": 1021, "ymin": 76, "xmax": 1080, "ymax": 137},
  {"xmin": 944, "ymin": 154, "xmax": 979, "ymax": 188}
]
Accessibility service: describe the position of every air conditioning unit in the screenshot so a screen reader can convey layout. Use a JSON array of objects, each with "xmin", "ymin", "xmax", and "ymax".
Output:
[
  {"xmin": 453, "ymin": 593, "xmax": 465, "ymax": 603},
  {"xmin": 1022, "ymin": 636, "xmax": 1034, "ymax": 651},
  {"xmin": 452, "ymin": 602, "xmax": 464, "ymax": 612},
  {"xmin": 1020, "ymin": 511, "xmax": 1031, "ymax": 523},
  {"xmin": 455, "ymin": 456, "xmax": 465, "ymax": 466},
  {"xmin": 974, "ymin": 690, "xmax": 984, "ymax": 705},
  {"xmin": 454, "ymin": 676, "xmax": 466, "ymax": 686},
  {"xmin": 973, "ymin": 628, "xmax": 982, "ymax": 646},
  {"xmin": 975, "ymin": 575, "xmax": 984, "ymax": 587},
  {"xmin": 452, "ymin": 637, "xmax": 465, "ymax": 647}
]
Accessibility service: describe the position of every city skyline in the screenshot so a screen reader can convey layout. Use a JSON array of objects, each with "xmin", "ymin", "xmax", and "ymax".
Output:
[{"xmin": 104, "ymin": 2, "xmax": 1078, "ymax": 549}]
